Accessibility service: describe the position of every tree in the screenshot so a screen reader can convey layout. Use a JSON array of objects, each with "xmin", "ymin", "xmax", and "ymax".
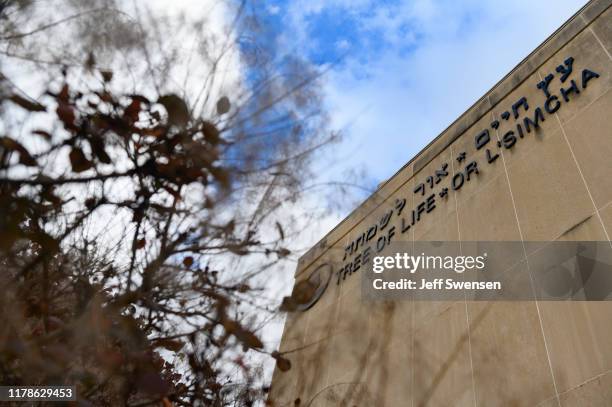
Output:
[{"xmin": 0, "ymin": 1, "xmax": 342, "ymax": 405}]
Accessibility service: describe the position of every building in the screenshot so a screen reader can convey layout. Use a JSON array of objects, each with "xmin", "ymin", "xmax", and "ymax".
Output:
[{"xmin": 270, "ymin": 0, "xmax": 612, "ymax": 405}]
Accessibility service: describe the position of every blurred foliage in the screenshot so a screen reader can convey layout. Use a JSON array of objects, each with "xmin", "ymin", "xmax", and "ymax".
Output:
[{"xmin": 0, "ymin": 0, "xmax": 341, "ymax": 405}]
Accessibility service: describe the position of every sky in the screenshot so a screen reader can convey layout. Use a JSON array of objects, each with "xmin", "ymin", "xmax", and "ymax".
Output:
[{"xmin": 261, "ymin": 0, "xmax": 589, "ymax": 191}]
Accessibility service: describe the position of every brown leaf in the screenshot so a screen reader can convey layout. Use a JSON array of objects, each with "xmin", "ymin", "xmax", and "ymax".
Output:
[
  {"xmin": 158, "ymin": 94, "xmax": 190, "ymax": 127},
  {"xmin": 0, "ymin": 137, "xmax": 19, "ymax": 150},
  {"xmin": 124, "ymin": 98, "xmax": 141, "ymax": 122},
  {"xmin": 57, "ymin": 104, "xmax": 76, "ymax": 128},
  {"xmin": 100, "ymin": 70, "xmax": 113, "ymax": 82},
  {"xmin": 236, "ymin": 329, "xmax": 264, "ymax": 349},
  {"xmin": 236, "ymin": 283, "xmax": 250, "ymax": 293},
  {"xmin": 216, "ymin": 96, "xmax": 231, "ymax": 115},
  {"xmin": 201, "ymin": 121, "xmax": 220, "ymax": 144},
  {"xmin": 85, "ymin": 197, "xmax": 97, "ymax": 210},
  {"xmin": 58, "ymin": 84, "xmax": 70, "ymax": 103},
  {"xmin": 89, "ymin": 137, "xmax": 111, "ymax": 164},
  {"xmin": 279, "ymin": 296, "xmax": 298, "ymax": 312},
  {"xmin": 32, "ymin": 129, "xmax": 52, "ymax": 140},
  {"xmin": 293, "ymin": 278, "xmax": 318, "ymax": 303},
  {"xmin": 142, "ymin": 126, "xmax": 165, "ymax": 138},
  {"xmin": 277, "ymin": 248, "xmax": 291, "ymax": 258},
  {"xmin": 18, "ymin": 149, "xmax": 36, "ymax": 166},
  {"xmin": 271, "ymin": 351, "xmax": 291, "ymax": 372},
  {"xmin": 96, "ymin": 90, "xmax": 113, "ymax": 103},
  {"xmin": 9, "ymin": 94, "xmax": 46, "ymax": 112},
  {"xmin": 183, "ymin": 256, "xmax": 194, "ymax": 267},
  {"xmin": 0, "ymin": 137, "xmax": 37, "ymax": 166},
  {"xmin": 210, "ymin": 166, "xmax": 230, "ymax": 189},
  {"xmin": 69, "ymin": 148, "xmax": 94, "ymax": 172},
  {"xmin": 42, "ymin": 189, "xmax": 62, "ymax": 207},
  {"xmin": 135, "ymin": 238, "xmax": 146, "ymax": 249},
  {"xmin": 223, "ymin": 319, "xmax": 263, "ymax": 349}
]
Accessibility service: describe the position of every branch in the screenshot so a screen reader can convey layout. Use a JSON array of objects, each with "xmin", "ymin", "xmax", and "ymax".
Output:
[
  {"xmin": 0, "ymin": 7, "xmax": 131, "ymax": 41},
  {"xmin": 0, "ymin": 169, "xmax": 137, "ymax": 186}
]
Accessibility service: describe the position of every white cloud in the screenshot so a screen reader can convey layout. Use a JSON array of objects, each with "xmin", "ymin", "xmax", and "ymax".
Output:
[
  {"xmin": 336, "ymin": 38, "xmax": 351, "ymax": 50},
  {"xmin": 284, "ymin": 0, "xmax": 589, "ymax": 183}
]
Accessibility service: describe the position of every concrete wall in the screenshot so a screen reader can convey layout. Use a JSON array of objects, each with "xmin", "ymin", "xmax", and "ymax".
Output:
[{"xmin": 270, "ymin": 1, "xmax": 612, "ymax": 405}]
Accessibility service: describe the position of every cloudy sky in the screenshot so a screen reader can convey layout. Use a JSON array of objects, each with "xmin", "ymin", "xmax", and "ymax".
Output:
[
  {"xmin": 261, "ymin": 0, "xmax": 588, "ymax": 191},
  {"xmin": 244, "ymin": 0, "xmax": 592, "ymax": 380}
]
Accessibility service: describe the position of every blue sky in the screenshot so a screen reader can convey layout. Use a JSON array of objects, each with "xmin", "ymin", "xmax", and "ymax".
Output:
[{"xmin": 260, "ymin": 0, "xmax": 589, "ymax": 199}]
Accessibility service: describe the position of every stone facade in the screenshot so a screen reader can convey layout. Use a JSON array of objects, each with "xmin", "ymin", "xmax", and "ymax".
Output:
[{"xmin": 270, "ymin": 1, "xmax": 612, "ymax": 405}]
